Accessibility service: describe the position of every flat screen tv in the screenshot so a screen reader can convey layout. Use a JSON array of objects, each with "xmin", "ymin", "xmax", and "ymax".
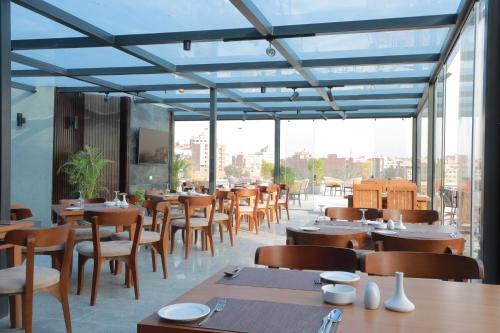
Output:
[{"xmin": 137, "ymin": 128, "xmax": 169, "ymax": 164}]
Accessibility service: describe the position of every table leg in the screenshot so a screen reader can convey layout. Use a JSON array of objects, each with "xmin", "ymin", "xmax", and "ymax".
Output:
[{"xmin": 7, "ymin": 245, "xmax": 22, "ymax": 328}]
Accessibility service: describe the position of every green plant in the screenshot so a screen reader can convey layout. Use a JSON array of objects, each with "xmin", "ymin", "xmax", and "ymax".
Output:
[
  {"xmin": 131, "ymin": 187, "xmax": 145, "ymax": 206},
  {"xmin": 279, "ymin": 165, "xmax": 296, "ymax": 186},
  {"xmin": 58, "ymin": 145, "xmax": 111, "ymax": 199},
  {"xmin": 172, "ymin": 155, "xmax": 190, "ymax": 190},
  {"xmin": 307, "ymin": 158, "xmax": 324, "ymax": 182}
]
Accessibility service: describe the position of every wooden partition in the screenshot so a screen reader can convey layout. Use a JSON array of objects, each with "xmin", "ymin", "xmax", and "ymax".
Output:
[{"xmin": 52, "ymin": 93, "xmax": 130, "ymax": 203}]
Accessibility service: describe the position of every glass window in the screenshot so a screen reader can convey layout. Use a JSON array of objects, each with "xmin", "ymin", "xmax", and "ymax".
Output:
[
  {"xmin": 433, "ymin": 70, "xmax": 445, "ymax": 218},
  {"xmin": 416, "ymin": 100, "xmax": 429, "ymax": 195}
]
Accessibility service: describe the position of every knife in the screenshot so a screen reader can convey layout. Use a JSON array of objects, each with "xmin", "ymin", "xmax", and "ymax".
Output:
[
  {"xmin": 224, "ymin": 267, "xmax": 242, "ymax": 279},
  {"xmin": 324, "ymin": 308, "xmax": 343, "ymax": 333},
  {"xmin": 318, "ymin": 315, "xmax": 329, "ymax": 333}
]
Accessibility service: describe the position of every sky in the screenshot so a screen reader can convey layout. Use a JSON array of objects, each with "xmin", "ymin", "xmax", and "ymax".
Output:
[{"xmin": 175, "ymin": 118, "xmax": 413, "ymax": 159}]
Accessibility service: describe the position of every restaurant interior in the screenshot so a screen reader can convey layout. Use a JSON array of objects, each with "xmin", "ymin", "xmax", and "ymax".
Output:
[{"xmin": 1, "ymin": 0, "xmax": 500, "ymax": 332}]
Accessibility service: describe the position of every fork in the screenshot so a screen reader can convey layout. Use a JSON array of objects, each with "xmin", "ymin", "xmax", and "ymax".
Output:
[{"xmin": 198, "ymin": 299, "xmax": 226, "ymax": 326}]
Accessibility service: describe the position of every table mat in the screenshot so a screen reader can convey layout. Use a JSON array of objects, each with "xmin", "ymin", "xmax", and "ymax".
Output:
[
  {"xmin": 194, "ymin": 298, "xmax": 332, "ymax": 333},
  {"xmin": 217, "ymin": 267, "xmax": 324, "ymax": 291}
]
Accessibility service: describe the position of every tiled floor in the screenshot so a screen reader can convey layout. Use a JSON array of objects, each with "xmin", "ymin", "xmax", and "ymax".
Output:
[{"xmin": 0, "ymin": 196, "xmax": 347, "ymax": 333}]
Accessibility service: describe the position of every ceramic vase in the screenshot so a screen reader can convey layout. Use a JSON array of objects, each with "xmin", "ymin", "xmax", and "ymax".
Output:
[
  {"xmin": 364, "ymin": 282, "xmax": 380, "ymax": 309},
  {"xmin": 387, "ymin": 219, "xmax": 395, "ymax": 230},
  {"xmin": 384, "ymin": 272, "xmax": 415, "ymax": 313},
  {"xmin": 395, "ymin": 214, "xmax": 407, "ymax": 230}
]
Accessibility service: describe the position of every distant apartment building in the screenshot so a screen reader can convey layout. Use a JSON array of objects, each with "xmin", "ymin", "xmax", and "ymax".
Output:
[
  {"xmin": 190, "ymin": 132, "xmax": 209, "ymax": 179},
  {"xmin": 217, "ymin": 145, "xmax": 228, "ymax": 177}
]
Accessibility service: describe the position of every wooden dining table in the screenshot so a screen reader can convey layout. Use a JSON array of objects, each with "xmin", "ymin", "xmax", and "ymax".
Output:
[
  {"xmin": 0, "ymin": 219, "xmax": 35, "ymax": 328},
  {"xmin": 51, "ymin": 203, "xmax": 142, "ymax": 224},
  {"xmin": 137, "ymin": 266, "xmax": 500, "ymax": 333}
]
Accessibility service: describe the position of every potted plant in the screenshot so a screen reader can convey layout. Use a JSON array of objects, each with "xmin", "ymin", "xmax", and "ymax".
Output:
[
  {"xmin": 58, "ymin": 145, "xmax": 111, "ymax": 199},
  {"xmin": 172, "ymin": 155, "xmax": 190, "ymax": 191}
]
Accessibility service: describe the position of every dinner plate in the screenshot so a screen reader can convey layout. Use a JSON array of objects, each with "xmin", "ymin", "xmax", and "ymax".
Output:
[
  {"xmin": 373, "ymin": 230, "xmax": 397, "ymax": 235},
  {"xmin": 157, "ymin": 303, "xmax": 210, "ymax": 322},
  {"xmin": 300, "ymin": 226, "xmax": 320, "ymax": 231},
  {"xmin": 320, "ymin": 271, "xmax": 360, "ymax": 284},
  {"xmin": 65, "ymin": 206, "xmax": 82, "ymax": 211}
]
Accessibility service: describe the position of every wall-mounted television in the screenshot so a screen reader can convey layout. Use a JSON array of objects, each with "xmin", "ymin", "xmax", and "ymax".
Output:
[{"xmin": 137, "ymin": 128, "xmax": 169, "ymax": 164}]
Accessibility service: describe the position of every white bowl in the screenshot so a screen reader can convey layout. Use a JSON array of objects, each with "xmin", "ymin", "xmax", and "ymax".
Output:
[
  {"xmin": 321, "ymin": 284, "xmax": 356, "ymax": 305},
  {"xmin": 104, "ymin": 201, "xmax": 116, "ymax": 207}
]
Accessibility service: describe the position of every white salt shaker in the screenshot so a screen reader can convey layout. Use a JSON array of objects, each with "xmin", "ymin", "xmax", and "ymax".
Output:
[
  {"xmin": 364, "ymin": 282, "xmax": 380, "ymax": 309},
  {"xmin": 387, "ymin": 219, "xmax": 395, "ymax": 230}
]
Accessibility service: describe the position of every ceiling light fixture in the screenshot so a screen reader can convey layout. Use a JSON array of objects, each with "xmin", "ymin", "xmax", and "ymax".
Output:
[
  {"xmin": 183, "ymin": 40, "xmax": 191, "ymax": 51},
  {"xmin": 178, "ymin": 88, "xmax": 185, "ymax": 94},
  {"xmin": 261, "ymin": 87, "xmax": 266, "ymax": 94},
  {"xmin": 266, "ymin": 40, "xmax": 276, "ymax": 57},
  {"xmin": 289, "ymin": 88, "xmax": 299, "ymax": 102}
]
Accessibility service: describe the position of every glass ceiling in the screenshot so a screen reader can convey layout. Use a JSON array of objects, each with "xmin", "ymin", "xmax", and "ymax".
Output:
[{"xmin": 8, "ymin": 0, "xmax": 465, "ymax": 119}]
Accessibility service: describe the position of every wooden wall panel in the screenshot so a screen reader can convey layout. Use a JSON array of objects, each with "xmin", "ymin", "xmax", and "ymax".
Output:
[{"xmin": 52, "ymin": 93, "xmax": 130, "ymax": 203}]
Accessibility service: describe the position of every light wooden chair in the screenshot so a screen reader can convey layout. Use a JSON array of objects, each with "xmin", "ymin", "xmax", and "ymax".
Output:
[
  {"xmin": 382, "ymin": 209, "xmax": 439, "ymax": 224},
  {"xmin": 255, "ymin": 245, "xmax": 358, "ymax": 272},
  {"xmin": 76, "ymin": 210, "xmax": 143, "ymax": 305},
  {"xmin": 257, "ymin": 185, "xmax": 280, "ymax": 228},
  {"xmin": 214, "ymin": 190, "xmax": 235, "ymax": 246},
  {"xmin": 233, "ymin": 188, "xmax": 259, "ymax": 234},
  {"xmin": 386, "ymin": 183, "xmax": 417, "ymax": 210},
  {"xmin": 352, "ymin": 183, "xmax": 383, "ymax": 209},
  {"xmin": 112, "ymin": 200, "xmax": 170, "ymax": 278},
  {"xmin": 325, "ymin": 207, "xmax": 380, "ymax": 221},
  {"xmin": 362, "ymin": 252, "xmax": 484, "ymax": 281},
  {"xmin": 170, "ymin": 195, "xmax": 216, "ymax": 259},
  {"xmin": 371, "ymin": 231, "xmax": 465, "ymax": 254},
  {"xmin": 277, "ymin": 184, "xmax": 290, "ymax": 220},
  {"xmin": 0, "ymin": 225, "xmax": 75, "ymax": 333}
]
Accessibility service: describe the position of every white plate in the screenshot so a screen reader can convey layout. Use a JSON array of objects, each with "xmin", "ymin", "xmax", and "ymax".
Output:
[
  {"xmin": 65, "ymin": 206, "xmax": 82, "ymax": 211},
  {"xmin": 373, "ymin": 230, "xmax": 397, "ymax": 235},
  {"xmin": 320, "ymin": 271, "xmax": 360, "ymax": 284},
  {"xmin": 157, "ymin": 303, "xmax": 210, "ymax": 322},
  {"xmin": 367, "ymin": 221, "xmax": 381, "ymax": 226},
  {"xmin": 300, "ymin": 226, "xmax": 320, "ymax": 231}
]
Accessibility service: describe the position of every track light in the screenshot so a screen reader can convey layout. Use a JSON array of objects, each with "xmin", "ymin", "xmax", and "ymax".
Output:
[
  {"xmin": 260, "ymin": 87, "xmax": 266, "ymax": 94},
  {"xmin": 104, "ymin": 92, "xmax": 110, "ymax": 102},
  {"xmin": 266, "ymin": 41, "xmax": 276, "ymax": 57},
  {"xmin": 178, "ymin": 88, "xmax": 185, "ymax": 94},
  {"xmin": 327, "ymin": 87, "xmax": 334, "ymax": 102},
  {"xmin": 289, "ymin": 88, "xmax": 299, "ymax": 102},
  {"xmin": 183, "ymin": 40, "xmax": 191, "ymax": 51}
]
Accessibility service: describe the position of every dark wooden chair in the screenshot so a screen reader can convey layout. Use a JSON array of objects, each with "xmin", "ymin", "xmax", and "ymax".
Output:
[
  {"xmin": 255, "ymin": 245, "xmax": 358, "ymax": 272},
  {"xmin": 325, "ymin": 207, "xmax": 380, "ymax": 221},
  {"xmin": 382, "ymin": 209, "xmax": 439, "ymax": 225},
  {"xmin": 362, "ymin": 252, "xmax": 484, "ymax": 281},
  {"xmin": 214, "ymin": 190, "xmax": 235, "ymax": 246},
  {"xmin": 0, "ymin": 225, "xmax": 75, "ymax": 333},
  {"xmin": 286, "ymin": 227, "xmax": 367, "ymax": 249},
  {"xmin": 112, "ymin": 200, "xmax": 170, "ymax": 278},
  {"xmin": 170, "ymin": 195, "xmax": 216, "ymax": 259},
  {"xmin": 372, "ymin": 231, "xmax": 465, "ymax": 254},
  {"xmin": 76, "ymin": 210, "xmax": 143, "ymax": 305},
  {"xmin": 10, "ymin": 208, "xmax": 33, "ymax": 221}
]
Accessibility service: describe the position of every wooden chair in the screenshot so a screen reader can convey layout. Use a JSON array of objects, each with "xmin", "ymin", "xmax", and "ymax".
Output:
[
  {"xmin": 112, "ymin": 200, "xmax": 170, "ymax": 279},
  {"xmin": 286, "ymin": 228, "xmax": 368, "ymax": 249},
  {"xmin": 382, "ymin": 209, "xmax": 439, "ymax": 225},
  {"xmin": 0, "ymin": 225, "xmax": 75, "ymax": 333},
  {"xmin": 371, "ymin": 231, "xmax": 465, "ymax": 254},
  {"xmin": 10, "ymin": 208, "xmax": 33, "ymax": 221},
  {"xmin": 289, "ymin": 181, "xmax": 302, "ymax": 206},
  {"xmin": 76, "ymin": 210, "xmax": 143, "ymax": 305},
  {"xmin": 233, "ymin": 188, "xmax": 259, "ymax": 234},
  {"xmin": 352, "ymin": 184, "xmax": 383, "ymax": 209},
  {"xmin": 362, "ymin": 252, "xmax": 484, "ymax": 281},
  {"xmin": 214, "ymin": 190, "xmax": 235, "ymax": 246},
  {"xmin": 255, "ymin": 245, "xmax": 358, "ymax": 272},
  {"xmin": 257, "ymin": 185, "xmax": 280, "ymax": 228},
  {"xmin": 277, "ymin": 184, "xmax": 290, "ymax": 220},
  {"xmin": 386, "ymin": 183, "xmax": 417, "ymax": 210},
  {"xmin": 170, "ymin": 195, "xmax": 216, "ymax": 259},
  {"xmin": 325, "ymin": 207, "xmax": 380, "ymax": 221}
]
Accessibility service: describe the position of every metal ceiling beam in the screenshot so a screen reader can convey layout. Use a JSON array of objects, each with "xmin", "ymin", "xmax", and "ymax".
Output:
[
  {"xmin": 10, "ymin": 15, "xmax": 457, "ymax": 50},
  {"xmin": 55, "ymin": 76, "xmax": 429, "ymax": 93},
  {"xmin": 230, "ymin": 0, "xmax": 342, "ymax": 117},
  {"xmin": 11, "ymin": 81, "xmax": 36, "ymax": 92},
  {"xmin": 169, "ymin": 104, "xmax": 417, "ymax": 112},
  {"xmin": 11, "ymin": 53, "xmax": 440, "ymax": 77}
]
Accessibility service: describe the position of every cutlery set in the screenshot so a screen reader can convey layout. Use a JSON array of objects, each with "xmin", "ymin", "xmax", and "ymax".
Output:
[{"xmin": 318, "ymin": 308, "xmax": 343, "ymax": 333}]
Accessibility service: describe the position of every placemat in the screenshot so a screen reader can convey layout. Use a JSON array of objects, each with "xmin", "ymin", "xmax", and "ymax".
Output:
[
  {"xmin": 217, "ymin": 267, "xmax": 323, "ymax": 291},
  {"xmin": 195, "ymin": 298, "xmax": 332, "ymax": 333}
]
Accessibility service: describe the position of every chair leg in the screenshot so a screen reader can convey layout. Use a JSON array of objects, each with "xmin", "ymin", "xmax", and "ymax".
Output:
[
  {"xmin": 76, "ymin": 254, "xmax": 88, "ymax": 295},
  {"xmin": 60, "ymin": 284, "xmax": 72, "ymax": 333},
  {"xmin": 125, "ymin": 263, "xmax": 132, "ymax": 288},
  {"xmin": 150, "ymin": 247, "xmax": 157, "ymax": 272},
  {"xmin": 207, "ymin": 228, "xmax": 215, "ymax": 256},
  {"xmin": 90, "ymin": 259, "xmax": 102, "ymax": 306},
  {"xmin": 185, "ymin": 228, "xmax": 191, "ymax": 259},
  {"xmin": 219, "ymin": 223, "xmax": 224, "ymax": 243},
  {"xmin": 253, "ymin": 214, "xmax": 259, "ymax": 234},
  {"xmin": 285, "ymin": 204, "xmax": 290, "ymax": 220},
  {"xmin": 266, "ymin": 210, "xmax": 271, "ymax": 228},
  {"xmin": 170, "ymin": 227, "xmax": 177, "ymax": 254},
  {"xmin": 131, "ymin": 257, "xmax": 140, "ymax": 300},
  {"xmin": 235, "ymin": 213, "xmax": 240, "ymax": 235},
  {"xmin": 275, "ymin": 206, "xmax": 280, "ymax": 224},
  {"xmin": 226, "ymin": 221, "xmax": 234, "ymax": 246},
  {"xmin": 194, "ymin": 230, "xmax": 198, "ymax": 245},
  {"xmin": 159, "ymin": 243, "xmax": 168, "ymax": 279},
  {"xmin": 22, "ymin": 293, "xmax": 33, "ymax": 333}
]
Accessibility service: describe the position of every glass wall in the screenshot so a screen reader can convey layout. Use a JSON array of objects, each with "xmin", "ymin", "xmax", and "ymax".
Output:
[
  {"xmin": 416, "ymin": 100, "xmax": 429, "ymax": 195},
  {"xmin": 433, "ymin": 70, "xmax": 445, "ymax": 218}
]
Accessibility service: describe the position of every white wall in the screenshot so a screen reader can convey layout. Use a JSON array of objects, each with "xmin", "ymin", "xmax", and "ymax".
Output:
[{"xmin": 11, "ymin": 87, "xmax": 54, "ymax": 225}]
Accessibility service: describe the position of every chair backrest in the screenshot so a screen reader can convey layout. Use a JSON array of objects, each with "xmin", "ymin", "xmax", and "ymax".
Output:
[
  {"xmin": 233, "ymin": 188, "xmax": 259, "ymax": 213},
  {"xmin": 386, "ymin": 184, "xmax": 417, "ymax": 210},
  {"xmin": 286, "ymin": 228, "xmax": 367, "ymax": 249},
  {"xmin": 362, "ymin": 251, "xmax": 484, "ymax": 281},
  {"xmin": 301, "ymin": 179, "xmax": 310, "ymax": 192},
  {"xmin": 255, "ymin": 245, "xmax": 358, "ymax": 272},
  {"xmin": 352, "ymin": 183, "xmax": 383, "ymax": 209},
  {"xmin": 214, "ymin": 190, "xmax": 235, "ymax": 214},
  {"xmin": 5, "ymin": 224, "xmax": 75, "ymax": 290},
  {"xmin": 10, "ymin": 207, "xmax": 33, "ymax": 221},
  {"xmin": 371, "ymin": 231, "xmax": 465, "ymax": 254},
  {"xmin": 325, "ymin": 207, "xmax": 380, "ymax": 221},
  {"xmin": 278, "ymin": 184, "xmax": 289, "ymax": 202},
  {"xmin": 179, "ymin": 195, "xmax": 216, "ymax": 228},
  {"xmin": 265, "ymin": 185, "xmax": 279, "ymax": 207},
  {"xmin": 142, "ymin": 200, "xmax": 170, "ymax": 232},
  {"xmin": 382, "ymin": 209, "xmax": 439, "ymax": 224}
]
